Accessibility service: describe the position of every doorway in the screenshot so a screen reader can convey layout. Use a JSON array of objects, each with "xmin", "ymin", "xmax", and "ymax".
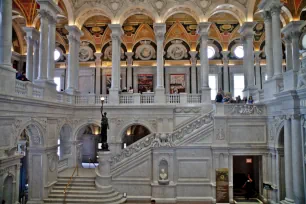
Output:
[
  {"xmin": 122, "ymin": 125, "xmax": 151, "ymax": 148},
  {"xmin": 233, "ymin": 155, "xmax": 262, "ymax": 203}
]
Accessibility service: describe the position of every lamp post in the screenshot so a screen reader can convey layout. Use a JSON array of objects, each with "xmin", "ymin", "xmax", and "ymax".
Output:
[{"xmin": 100, "ymin": 97, "xmax": 109, "ymax": 151}]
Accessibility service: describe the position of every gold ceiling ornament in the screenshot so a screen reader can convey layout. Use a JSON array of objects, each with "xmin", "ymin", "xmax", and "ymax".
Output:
[
  {"xmin": 195, "ymin": 0, "xmax": 212, "ymax": 13},
  {"xmin": 149, "ymin": 0, "xmax": 167, "ymax": 14}
]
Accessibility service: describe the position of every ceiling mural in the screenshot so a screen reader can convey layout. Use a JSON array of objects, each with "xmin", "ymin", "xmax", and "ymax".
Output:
[{"xmin": 11, "ymin": 0, "xmax": 306, "ymax": 62}]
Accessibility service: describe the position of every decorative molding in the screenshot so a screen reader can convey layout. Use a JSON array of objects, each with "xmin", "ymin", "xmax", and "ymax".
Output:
[
  {"xmin": 228, "ymin": 105, "xmax": 263, "ymax": 115},
  {"xmin": 135, "ymin": 41, "xmax": 156, "ymax": 60},
  {"xmin": 166, "ymin": 40, "xmax": 188, "ymax": 60},
  {"xmin": 48, "ymin": 153, "xmax": 57, "ymax": 172},
  {"xmin": 216, "ymin": 128, "xmax": 225, "ymax": 140},
  {"xmin": 79, "ymin": 41, "xmax": 94, "ymax": 62},
  {"xmin": 110, "ymin": 111, "xmax": 214, "ymax": 166}
]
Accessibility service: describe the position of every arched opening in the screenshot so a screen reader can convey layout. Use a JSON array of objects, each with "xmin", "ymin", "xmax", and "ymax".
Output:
[
  {"xmin": 76, "ymin": 124, "xmax": 100, "ymax": 168},
  {"xmin": 122, "ymin": 124, "xmax": 151, "ymax": 148},
  {"xmin": 277, "ymin": 126, "xmax": 285, "ymax": 201},
  {"xmin": 3, "ymin": 176, "xmax": 14, "ymax": 204},
  {"xmin": 58, "ymin": 124, "xmax": 72, "ymax": 160},
  {"xmin": 17, "ymin": 124, "xmax": 44, "ymax": 203}
]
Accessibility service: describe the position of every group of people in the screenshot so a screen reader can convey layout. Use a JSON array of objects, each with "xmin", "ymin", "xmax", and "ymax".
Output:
[
  {"xmin": 16, "ymin": 71, "xmax": 29, "ymax": 81},
  {"xmin": 121, "ymin": 86, "xmax": 134, "ymax": 93},
  {"xmin": 215, "ymin": 89, "xmax": 253, "ymax": 104}
]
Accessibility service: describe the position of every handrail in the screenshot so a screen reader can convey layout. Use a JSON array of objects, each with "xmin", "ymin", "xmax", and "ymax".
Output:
[
  {"xmin": 89, "ymin": 158, "xmax": 97, "ymax": 168},
  {"xmin": 63, "ymin": 164, "xmax": 78, "ymax": 202}
]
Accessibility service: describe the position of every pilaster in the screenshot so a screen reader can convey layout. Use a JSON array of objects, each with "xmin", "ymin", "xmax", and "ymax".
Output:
[
  {"xmin": 109, "ymin": 24, "xmax": 123, "ymax": 104},
  {"xmin": 197, "ymin": 22, "xmax": 212, "ymax": 103},
  {"xmin": 154, "ymin": 23, "xmax": 166, "ymax": 103},
  {"xmin": 125, "ymin": 52, "xmax": 134, "ymax": 90},
  {"xmin": 94, "ymin": 53, "xmax": 103, "ymax": 94}
]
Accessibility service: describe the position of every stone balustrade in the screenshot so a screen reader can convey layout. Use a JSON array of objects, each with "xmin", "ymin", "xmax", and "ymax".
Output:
[{"xmin": 215, "ymin": 103, "xmax": 266, "ymax": 116}]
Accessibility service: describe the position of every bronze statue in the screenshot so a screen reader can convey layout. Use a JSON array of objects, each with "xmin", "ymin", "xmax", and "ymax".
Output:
[{"xmin": 100, "ymin": 112, "xmax": 109, "ymax": 150}]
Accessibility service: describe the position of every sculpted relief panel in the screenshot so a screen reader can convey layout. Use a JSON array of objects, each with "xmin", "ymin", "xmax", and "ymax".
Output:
[{"xmin": 229, "ymin": 124, "xmax": 266, "ymax": 144}]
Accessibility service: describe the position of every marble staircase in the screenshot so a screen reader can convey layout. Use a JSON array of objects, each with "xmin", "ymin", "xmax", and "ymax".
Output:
[{"xmin": 44, "ymin": 176, "xmax": 126, "ymax": 204}]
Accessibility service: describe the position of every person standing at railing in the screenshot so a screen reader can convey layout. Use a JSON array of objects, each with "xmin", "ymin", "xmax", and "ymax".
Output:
[
  {"xmin": 128, "ymin": 86, "xmax": 133, "ymax": 93},
  {"xmin": 215, "ymin": 92, "xmax": 223, "ymax": 103}
]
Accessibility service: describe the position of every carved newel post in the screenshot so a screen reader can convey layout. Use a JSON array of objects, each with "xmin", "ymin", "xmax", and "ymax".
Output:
[{"xmin": 95, "ymin": 150, "xmax": 112, "ymax": 190}]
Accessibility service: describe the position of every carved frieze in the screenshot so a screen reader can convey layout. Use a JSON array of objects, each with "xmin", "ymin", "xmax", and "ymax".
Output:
[
  {"xmin": 79, "ymin": 41, "xmax": 94, "ymax": 62},
  {"xmin": 229, "ymin": 105, "xmax": 263, "ymax": 115},
  {"xmin": 166, "ymin": 40, "xmax": 188, "ymax": 60},
  {"xmin": 135, "ymin": 41, "xmax": 156, "ymax": 60}
]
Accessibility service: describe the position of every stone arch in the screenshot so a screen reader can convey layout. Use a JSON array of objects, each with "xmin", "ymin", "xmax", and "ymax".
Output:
[
  {"xmin": 61, "ymin": 0, "xmax": 74, "ymax": 25},
  {"xmin": 73, "ymin": 121, "xmax": 101, "ymax": 141},
  {"xmin": 119, "ymin": 6, "xmax": 157, "ymax": 25},
  {"xmin": 16, "ymin": 120, "xmax": 45, "ymax": 147},
  {"xmin": 206, "ymin": 4, "xmax": 246, "ymax": 25},
  {"xmin": 275, "ymin": 122, "xmax": 285, "ymax": 148},
  {"xmin": 58, "ymin": 123, "xmax": 73, "ymax": 140},
  {"xmin": 118, "ymin": 121, "xmax": 154, "ymax": 140},
  {"xmin": 162, "ymin": 5, "xmax": 201, "ymax": 23},
  {"xmin": 75, "ymin": 8, "xmax": 113, "ymax": 29}
]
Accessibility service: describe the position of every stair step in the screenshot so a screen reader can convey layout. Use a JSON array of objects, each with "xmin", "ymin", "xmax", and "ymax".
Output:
[
  {"xmin": 58, "ymin": 177, "xmax": 95, "ymax": 182},
  {"xmin": 53, "ymin": 186, "xmax": 97, "ymax": 190},
  {"xmin": 43, "ymin": 194, "xmax": 125, "ymax": 203},
  {"xmin": 55, "ymin": 182, "xmax": 95, "ymax": 187},
  {"xmin": 51, "ymin": 189, "xmax": 114, "ymax": 195},
  {"xmin": 43, "ymin": 198, "xmax": 126, "ymax": 204},
  {"xmin": 48, "ymin": 191, "xmax": 119, "ymax": 199}
]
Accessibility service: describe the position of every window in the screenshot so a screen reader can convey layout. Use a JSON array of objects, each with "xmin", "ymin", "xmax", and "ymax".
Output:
[
  {"xmin": 209, "ymin": 75, "xmax": 218, "ymax": 100},
  {"xmin": 54, "ymin": 49, "xmax": 61, "ymax": 61},
  {"xmin": 265, "ymin": 74, "xmax": 268, "ymax": 81},
  {"xmin": 207, "ymin": 46, "xmax": 215, "ymax": 59},
  {"xmin": 234, "ymin": 74, "xmax": 244, "ymax": 97},
  {"xmin": 54, "ymin": 77, "xmax": 61, "ymax": 92},
  {"xmin": 234, "ymin": 46, "xmax": 244, "ymax": 58},
  {"xmin": 57, "ymin": 139, "xmax": 60, "ymax": 157}
]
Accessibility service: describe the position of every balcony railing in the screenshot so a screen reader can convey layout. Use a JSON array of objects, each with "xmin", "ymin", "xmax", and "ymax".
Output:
[{"xmin": 13, "ymin": 80, "xmax": 207, "ymax": 105}]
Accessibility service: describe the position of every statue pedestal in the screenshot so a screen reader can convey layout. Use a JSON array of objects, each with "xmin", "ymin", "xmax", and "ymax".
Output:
[
  {"xmin": 95, "ymin": 151, "xmax": 112, "ymax": 189},
  {"xmin": 158, "ymin": 179, "xmax": 169, "ymax": 185}
]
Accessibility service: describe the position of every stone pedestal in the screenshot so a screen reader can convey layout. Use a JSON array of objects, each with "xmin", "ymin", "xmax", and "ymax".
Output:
[
  {"xmin": 155, "ymin": 88, "xmax": 166, "ymax": 103},
  {"xmin": 95, "ymin": 151, "xmax": 112, "ymax": 189},
  {"xmin": 263, "ymin": 78, "xmax": 283, "ymax": 101},
  {"xmin": 283, "ymin": 70, "xmax": 298, "ymax": 91},
  {"xmin": 34, "ymin": 79, "xmax": 57, "ymax": 101},
  {"xmin": 109, "ymin": 88, "xmax": 120, "ymax": 104},
  {"xmin": 201, "ymin": 87, "xmax": 211, "ymax": 103}
]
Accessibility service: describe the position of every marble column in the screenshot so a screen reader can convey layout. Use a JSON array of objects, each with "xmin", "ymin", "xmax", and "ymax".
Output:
[
  {"xmin": 102, "ymin": 68, "xmax": 107, "ymax": 94},
  {"xmin": 221, "ymin": 51, "xmax": 230, "ymax": 93},
  {"xmin": 0, "ymin": 0, "xmax": 16, "ymax": 95},
  {"xmin": 74, "ymin": 40, "xmax": 81, "ymax": 91},
  {"xmin": 33, "ymin": 37, "xmax": 40, "ymax": 80},
  {"xmin": 65, "ymin": 25, "xmax": 83, "ymax": 95},
  {"xmin": 291, "ymin": 115, "xmax": 305, "ymax": 204},
  {"xmin": 125, "ymin": 52, "xmax": 134, "ymax": 90},
  {"xmin": 262, "ymin": 11, "xmax": 274, "ymax": 80},
  {"xmin": 270, "ymin": 3, "xmax": 283, "ymax": 78},
  {"xmin": 197, "ymin": 22, "xmax": 211, "ymax": 103},
  {"xmin": 121, "ymin": 68, "xmax": 126, "ymax": 89},
  {"xmin": 239, "ymin": 22, "xmax": 256, "ymax": 96},
  {"xmin": 189, "ymin": 51, "xmax": 198, "ymax": 94},
  {"xmin": 254, "ymin": 51, "xmax": 261, "ymax": 90},
  {"xmin": 24, "ymin": 30, "xmax": 34, "ymax": 81},
  {"xmin": 153, "ymin": 23, "xmax": 166, "ymax": 103},
  {"xmin": 37, "ymin": 10, "xmax": 49, "ymax": 80},
  {"xmin": 241, "ymin": 37, "xmax": 248, "ymax": 90},
  {"xmin": 109, "ymin": 24, "xmax": 123, "ymax": 104},
  {"xmin": 282, "ymin": 21, "xmax": 305, "ymax": 90},
  {"xmin": 94, "ymin": 53, "xmax": 102, "ymax": 94},
  {"xmin": 47, "ymin": 16, "xmax": 57, "ymax": 81},
  {"xmin": 281, "ymin": 118, "xmax": 295, "ymax": 204}
]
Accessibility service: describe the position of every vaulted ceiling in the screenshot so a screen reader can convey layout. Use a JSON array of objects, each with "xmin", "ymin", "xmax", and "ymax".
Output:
[{"xmin": 11, "ymin": 0, "xmax": 306, "ymax": 55}]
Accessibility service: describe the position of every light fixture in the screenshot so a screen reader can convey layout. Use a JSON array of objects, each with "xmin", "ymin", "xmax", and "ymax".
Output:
[{"xmin": 100, "ymin": 97, "xmax": 105, "ymax": 102}]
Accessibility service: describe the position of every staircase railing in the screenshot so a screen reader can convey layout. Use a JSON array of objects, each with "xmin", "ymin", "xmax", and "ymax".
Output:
[
  {"xmin": 63, "ymin": 164, "xmax": 78, "ymax": 203},
  {"xmin": 110, "ymin": 111, "xmax": 214, "ymax": 168}
]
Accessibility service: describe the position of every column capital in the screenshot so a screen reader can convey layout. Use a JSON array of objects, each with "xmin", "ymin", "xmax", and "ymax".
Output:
[
  {"xmin": 94, "ymin": 53, "xmax": 103, "ymax": 65},
  {"xmin": 153, "ymin": 23, "xmax": 166, "ymax": 41},
  {"xmin": 282, "ymin": 21, "xmax": 306, "ymax": 39},
  {"xmin": 189, "ymin": 51, "xmax": 198, "ymax": 65},
  {"xmin": 65, "ymin": 25, "xmax": 83, "ymax": 43},
  {"xmin": 270, "ymin": 3, "xmax": 282, "ymax": 16},
  {"xmin": 258, "ymin": 0, "xmax": 282, "ymax": 12},
  {"xmin": 261, "ymin": 11, "xmax": 272, "ymax": 22},
  {"xmin": 36, "ymin": 0, "xmax": 62, "ymax": 16},
  {"xmin": 94, "ymin": 52, "xmax": 103, "ymax": 59},
  {"xmin": 238, "ymin": 22, "xmax": 256, "ymax": 38},
  {"xmin": 125, "ymin": 52, "xmax": 134, "ymax": 65},
  {"xmin": 196, "ymin": 22, "xmax": 211, "ymax": 37},
  {"xmin": 23, "ymin": 27, "xmax": 40, "ymax": 40},
  {"xmin": 109, "ymin": 24, "xmax": 124, "ymax": 39},
  {"xmin": 221, "ymin": 51, "xmax": 230, "ymax": 63}
]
